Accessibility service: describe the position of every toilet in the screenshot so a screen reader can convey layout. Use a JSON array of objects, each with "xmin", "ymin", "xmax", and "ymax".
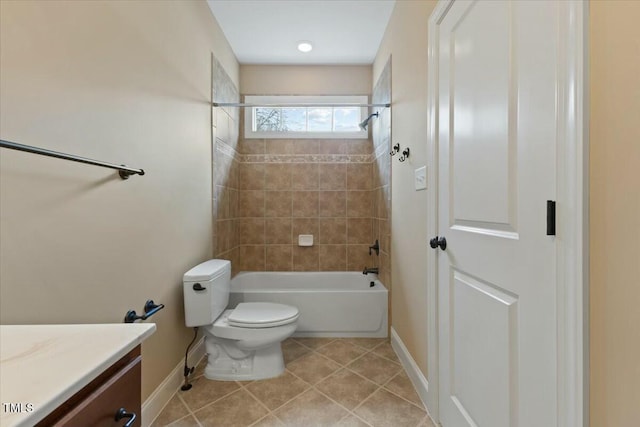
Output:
[{"xmin": 183, "ymin": 259, "xmax": 299, "ymax": 381}]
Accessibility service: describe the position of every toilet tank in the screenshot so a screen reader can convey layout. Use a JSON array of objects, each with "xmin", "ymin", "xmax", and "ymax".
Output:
[{"xmin": 183, "ymin": 259, "xmax": 231, "ymax": 327}]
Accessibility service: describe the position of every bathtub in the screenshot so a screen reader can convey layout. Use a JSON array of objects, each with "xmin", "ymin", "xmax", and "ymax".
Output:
[{"xmin": 229, "ymin": 272, "xmax": 388, "ymax": 338}]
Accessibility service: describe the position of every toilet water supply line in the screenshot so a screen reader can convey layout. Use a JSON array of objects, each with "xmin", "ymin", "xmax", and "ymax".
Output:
[{"xmin": 181, "ymin": 327, "xmax": 199, "ymax": 391}]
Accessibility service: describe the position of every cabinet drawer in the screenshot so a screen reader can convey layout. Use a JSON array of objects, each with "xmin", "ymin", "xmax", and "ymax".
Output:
[
  {"xmin": 38, "ymin": 347, "xmax": 142, "ymax": 427},
  {"xmin": 48, "ymin": 353, "xmax": 141, "ymax": 427}
]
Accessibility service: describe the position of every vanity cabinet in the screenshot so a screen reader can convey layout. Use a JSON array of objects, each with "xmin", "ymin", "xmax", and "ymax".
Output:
[{"xmin": 36, "ymin": 346, "xmax": 141, "ymax": 427}]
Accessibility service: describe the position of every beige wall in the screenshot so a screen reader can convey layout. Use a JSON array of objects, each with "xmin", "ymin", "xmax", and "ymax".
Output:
[
  {"xmin": 0, "ymin": 0, "xmax": 238, "ymax": 399},
  {"xmin": 373, "ymin": 1, "xmax": 438, "ymax": 377},
  {"xmin": 589, "ymin": 1, "xmax": 640, "ymax": 425},
  {"xmin": 240, "ymin": 65, "xmax": 372, "ymax": 95}
]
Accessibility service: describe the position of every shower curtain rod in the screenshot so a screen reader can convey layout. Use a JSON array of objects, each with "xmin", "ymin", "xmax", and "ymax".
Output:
[{"xmin": 212, "ymin": 102, "xmax": 391, "ymax": 108}]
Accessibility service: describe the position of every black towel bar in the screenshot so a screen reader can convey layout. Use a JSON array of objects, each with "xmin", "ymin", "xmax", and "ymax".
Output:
[{"xmin": 0, "ymin": 139, "xmax": 144, "ymax": 179}]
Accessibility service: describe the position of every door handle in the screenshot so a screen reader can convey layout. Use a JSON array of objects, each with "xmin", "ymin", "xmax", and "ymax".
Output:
[{"xmin": 429, "ymin": 236, "xmax": 447, "ymax": 251}]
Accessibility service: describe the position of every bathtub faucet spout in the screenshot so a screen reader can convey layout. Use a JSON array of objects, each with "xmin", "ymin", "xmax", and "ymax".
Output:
[{"xmin": 362, "ymin": 267, "xmax": 379, "ymax": 275}]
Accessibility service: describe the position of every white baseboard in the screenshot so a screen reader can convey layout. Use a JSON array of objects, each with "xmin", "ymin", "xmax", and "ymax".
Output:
[
  {"xmin": 390, "ymin": 327, "xmax": 434, "ymax": 420},
  {"xmin": 142, "ymin": 337, "xmax": 205, "ymax": 427}
]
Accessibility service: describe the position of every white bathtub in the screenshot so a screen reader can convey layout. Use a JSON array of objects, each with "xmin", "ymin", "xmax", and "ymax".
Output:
[{"xmin": 229, "ymin": 272, "xmax": 388, "ymax": 338}]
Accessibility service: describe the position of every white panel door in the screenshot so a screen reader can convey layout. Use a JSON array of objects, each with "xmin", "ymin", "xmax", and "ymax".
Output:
[{"xmin": 436, "ymin": 1, "xmax": 559, "ymax": 426}]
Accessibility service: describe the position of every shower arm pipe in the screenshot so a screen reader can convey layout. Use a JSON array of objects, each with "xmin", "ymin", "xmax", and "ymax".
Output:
[{"xmin": 212, "ymin": 102, "xmax": 391, "ymax": 108}]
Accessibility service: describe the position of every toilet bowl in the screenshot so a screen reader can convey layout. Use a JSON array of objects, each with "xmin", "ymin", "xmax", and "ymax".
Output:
[{"xmin": 183, "ymin": 260, "xmax": 299, "ymax": 381}]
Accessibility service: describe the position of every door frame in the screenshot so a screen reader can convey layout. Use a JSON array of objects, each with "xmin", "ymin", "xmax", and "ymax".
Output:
[{"xmin": 425, "ymin": 1, "xmax": 589, "ymax": 425}]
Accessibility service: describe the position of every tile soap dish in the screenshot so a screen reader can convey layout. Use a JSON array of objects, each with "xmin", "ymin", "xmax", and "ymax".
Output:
[{"xmin": 298, "ymin": 234, "xmax": 314, "ymax": 247}]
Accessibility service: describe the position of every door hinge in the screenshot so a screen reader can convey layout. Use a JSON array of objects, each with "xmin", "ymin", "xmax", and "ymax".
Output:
[{"xmin": 547, "ymin": 200, "xmax": 556, "ymax": 236}]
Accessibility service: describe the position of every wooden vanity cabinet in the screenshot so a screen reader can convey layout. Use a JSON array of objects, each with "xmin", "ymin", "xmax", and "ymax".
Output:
[{"xmin": 36, "ymin": 346, "xmax": 141, "ymax": 427}]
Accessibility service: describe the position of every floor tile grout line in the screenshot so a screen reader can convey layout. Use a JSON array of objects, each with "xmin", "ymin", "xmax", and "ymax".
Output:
[
  {"xmin": 311, "ymin": 382, "xmax": 378, "ymax": 425},
  {"xmin": 291, "ymin": 337, "xmax": 338, "ymax": 351},
  {"xmin": 176, "ymin": 391, "xmax": 199, "ymax": 425},
  {"xmin": 181, "ymin": 386, "xmax": 245, "ymax": 416},
  {"xmin": 241, "ymin": 383, "xmax": 275, "ymax": 416},
  {"xmin": 269, "ymin": 387, "xmax": 320, "ymax": 425},
  {"xmin": 241, "ymin": 373, "xmax": 314, "ymax": 417},
  {"xmin": 381, "ymin": 385, "xmax": 428, "ymax": 412},
  {"xmin": 341, "ymin": 360, "xmax": 402, "ymax": 388},
  {"xmin": 335, "ymin": 365, "xmax": 382, "ymax": 389},
  {"xmin": 285, "ymin": 364, "xmax": 338, "ymax": 388},
  {"xmin": 379, "ymin": 368, "xmax": 429, "ymax": 411}
]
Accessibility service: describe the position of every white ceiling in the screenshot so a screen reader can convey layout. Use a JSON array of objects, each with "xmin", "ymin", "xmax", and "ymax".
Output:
[{"xmin": 206, "ymin": 0, "xmax": 396, "ymax": 65}]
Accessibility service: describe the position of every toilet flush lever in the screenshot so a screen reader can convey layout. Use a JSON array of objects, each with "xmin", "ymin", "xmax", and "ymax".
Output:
[{"xmin": 193, "ymin": 283, "xmax": 206, "ymax": 291}]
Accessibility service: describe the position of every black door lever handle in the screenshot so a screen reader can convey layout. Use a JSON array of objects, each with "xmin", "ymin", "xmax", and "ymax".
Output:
[{"xmin": 429, "ymin": 236, "xmax": 447, "ymax": 250}]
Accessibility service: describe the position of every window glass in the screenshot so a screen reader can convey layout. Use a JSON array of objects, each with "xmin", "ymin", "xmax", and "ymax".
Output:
[
  {"xmin": 307, "ymin": 107, "xmax": 332, "ymax": 132},
  {"xmin": 333, "ymin": 107, "xmax": 360, "ymax": 132},
  {"xmin": 244, "ymin": 96, "xmax": 369, "ymax": 139}
]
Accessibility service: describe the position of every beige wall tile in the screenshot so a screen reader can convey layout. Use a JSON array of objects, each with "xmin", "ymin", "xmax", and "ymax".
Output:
[
  {"xmin": 346, "ymin": 140, "xmax": 374, "ymax": 155},
  {"xmin": 319, "ymin": 191, "xmax": 347, "ymax": 217},
  {"xmin": 265, "ymin": 218, "xmax": 292, "ymax": 244},
  {"xmin": 292, "ymin": 191, "xmax": 319, "ymax": 217},
  {"xmin": 348, "ymin": 218, "xmax": 373, "ymax": 244},
  {"xmin": 292, "ymin": 139, "xmax": 319, "ymax": 155},
  {"xmin": 293, "ymin": 246, "xmax": 319, "ymax": 271},
  {"xmin": 265, "ymin": 163, "xmax": 292, "ymax": 190},
  {"xmin": 347, "ymin": 191, "xmax": 373, "ymax": 218},
  {"xmin": 266, "ymin": 139, "xmax": 293, "ymax": 154},
  {"xmin": 347, "ymin": 163, "xmax": 372, "ymax": 190},
  {"xmin": 291, "ymin": 164, "xmax": 319, "ymax": 190},
  {"xmin": 228, "ymin": 189, "xmax": 238, "ymax": 218},
  {"xmin": 239, "ymin": 245, "xmax": 266, "ymax": 271},
  {"xmin": 240, "ymin": 139, "xmax": 265, "ymax": 154},
  {"xmin": 238, "ymin": 218, "xmax": 265, "ymax": 245},
  {"xmin": 378, "ymin": 219, "xmax": 390, "ymax": 253},
  {"xmin": 376, "ymin": 187, "xmax": 389, "ymax": 219},
  {"xmin": 239, "ymin": 163, "xmax": 265, "ymax": 190},
  {"xmin": 216, "ymin": 186, "xmax": 231, "ymax": 220},
  {"xmin": 347, "ymin": 245, "xmax": 374, "ymax": 271},
  {"xmin": 319, "ymin": 218, "xmax": 347, "ymax": 244},
  {"xmin": 238, "ymin": 190, "xmax": 265, "ymax": 218},
  {"xmin": 265, "ymin": 191, "xmax": 292, "ymax": 217},
  {"xmin": 319, "ymin": 245, "xmax": 347, "ymax": 271},
  {"xmin": 319, "ymin": 163, "xmax": 346, "ymax": 191},
  {"xmin": 266, "ymin": 245, "xmax": 292, "ymax": 271},
  {"xmin": 318, "ymin": 139, "xmax": 346, "ymax": 154}
]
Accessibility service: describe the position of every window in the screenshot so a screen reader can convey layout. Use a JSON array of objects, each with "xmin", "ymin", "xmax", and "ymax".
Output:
[{"xmin": 244, "ymin": 95, "xmax": 368, "ymax": 139}]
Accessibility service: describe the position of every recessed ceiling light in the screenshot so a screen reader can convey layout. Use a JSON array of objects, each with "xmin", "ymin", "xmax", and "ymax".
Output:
[{"xmin": 297, "ymin": 41, "xmax": 313, "ymax": 53}]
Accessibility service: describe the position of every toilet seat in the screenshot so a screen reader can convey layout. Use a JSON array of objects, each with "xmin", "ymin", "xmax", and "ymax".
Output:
[{"xmin": 228, "ymin": 302, "xmax": 299, "ymax": 328}]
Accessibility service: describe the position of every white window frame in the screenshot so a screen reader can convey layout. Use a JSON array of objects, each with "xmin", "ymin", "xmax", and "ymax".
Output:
[{"xmin": 243, "ymin": 95, "xmax": 369, "ymax": 139}]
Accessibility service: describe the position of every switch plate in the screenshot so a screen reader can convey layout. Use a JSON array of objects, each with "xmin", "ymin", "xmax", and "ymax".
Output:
[{"xmin": 415, "ymin": 166, "xmax": 427, "ymax": 191}]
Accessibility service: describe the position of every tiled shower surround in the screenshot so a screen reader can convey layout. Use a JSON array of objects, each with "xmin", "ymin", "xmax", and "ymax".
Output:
[
  {"xmin": 235, "ymin": 137, "xmax": 377, "ymax": 272},
  {"xmin": 211, "ymin": 56, "xmax": 392, "ymax": 282}
]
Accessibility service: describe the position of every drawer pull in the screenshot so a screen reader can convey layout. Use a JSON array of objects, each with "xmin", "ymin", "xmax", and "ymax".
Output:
[{"xmin": 115, "ymin": 407, "xmax": 137, "ymax": 427}]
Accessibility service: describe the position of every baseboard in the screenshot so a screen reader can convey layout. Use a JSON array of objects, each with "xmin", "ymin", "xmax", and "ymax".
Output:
[
  {"xmin": 142, "ymin": 337, "xmax": 205, "ymax": 427},
  {"xmin": 390, "ymin": 327, "xmax": 434, "ymax": 420}
]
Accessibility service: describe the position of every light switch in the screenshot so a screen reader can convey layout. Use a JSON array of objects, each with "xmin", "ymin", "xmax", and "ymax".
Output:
[{"xmin": 415, "ymin": 166, "xmax": 427, "ymax": 191}]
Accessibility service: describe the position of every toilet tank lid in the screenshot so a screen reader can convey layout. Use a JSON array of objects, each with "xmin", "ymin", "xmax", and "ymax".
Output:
[{"xmin": 184, "ymin": 259, "xmax": 231, "ymax": 282}]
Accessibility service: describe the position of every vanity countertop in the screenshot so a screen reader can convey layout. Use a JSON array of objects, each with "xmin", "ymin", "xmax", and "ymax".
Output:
[{"xmin": 0, "ymin": 323, "xmax": 156, "ymax": 427}]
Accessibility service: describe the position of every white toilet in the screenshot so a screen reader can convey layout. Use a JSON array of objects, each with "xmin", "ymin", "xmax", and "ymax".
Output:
[{"xmin": 183, "ymin": 259, "xmax": 299, "ymax": 381}]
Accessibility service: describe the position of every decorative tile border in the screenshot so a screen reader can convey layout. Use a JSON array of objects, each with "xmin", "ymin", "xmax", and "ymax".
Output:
[{"xmin": 241, "ymin": 154, "xmax": 373, "ymax": 164}]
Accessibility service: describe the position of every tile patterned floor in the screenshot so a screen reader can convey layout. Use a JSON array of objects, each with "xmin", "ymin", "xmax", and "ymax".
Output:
[{"xmin": 151, "ymin": 338, "xmax": 436, "ymax": 427}]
